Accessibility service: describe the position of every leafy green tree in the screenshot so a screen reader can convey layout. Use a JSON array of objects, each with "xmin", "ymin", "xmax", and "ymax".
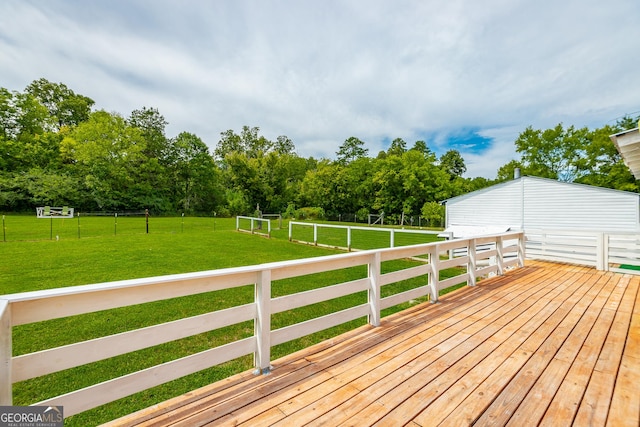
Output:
[
  {"xmin": 515, "ymin": 124, "xmax": 589, "ymax": 182},
  {"xmin": 496, "ymin": 159, "xmax": 525, "ymax": 182},
  {"xmin": 410, "ymin": 140, "xmax": 435, "ymax": 160},
  {"xmin": 167, "ymin": 132, "xmax": 222, "ymax": 213},
  {"xmin": 439, "ymin": 149, "xmax": 466, "ymax": 178},
  {"xmin": 336, "ymin": 136, "xmax": 368, "ymax": 165},
  {"xmin": 129, "ymin": 107, "xmax": 169, "ymax": 160},
  {"xmin": 421, "ymin": 201, "xmax": 445, "ymax": 227},
  {"xmin": 25, "ymin": 78, "xmax": 94, "ymax": 128},
  {"xmin": 61, "ymin": 110, "xmax": 148, "ymax": 210},
  {"xmin": 274, "ymin": 135, "xmax": 295, "ymax": 155},
  {"xmin": 373, "ymin": 149, "xmax": 450, "ymax": 218},
  {"xmin": 574, "ymin": 125, "xmax": 638, "ymax": 192},
  {"xmin": 387, "ymin": 138, "xmax": 407, "ymax": 157}
]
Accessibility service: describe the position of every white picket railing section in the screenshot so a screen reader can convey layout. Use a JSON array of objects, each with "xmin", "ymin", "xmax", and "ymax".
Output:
[
  {"xmin": 0, "ymin": 231, "xmax": 525, "ymax": 417},
  {"xmin": 525, "ymin": 229, "xmax": 640, "ymax": 274}
]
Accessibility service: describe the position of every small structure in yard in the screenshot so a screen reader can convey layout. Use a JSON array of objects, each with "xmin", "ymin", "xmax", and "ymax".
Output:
[
  {"xmin": 443, "ymin": 176, "xmax": 640, "ymax": 233},
  {"xmin": 36, "ymin": 206, "xmax": 74, "ymax": 219}
]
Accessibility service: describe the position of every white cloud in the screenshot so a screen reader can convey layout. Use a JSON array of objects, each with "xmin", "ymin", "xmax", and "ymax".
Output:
[{"xmin": 1, "ymin": 0, "xmax": 639, "ymax": 178}]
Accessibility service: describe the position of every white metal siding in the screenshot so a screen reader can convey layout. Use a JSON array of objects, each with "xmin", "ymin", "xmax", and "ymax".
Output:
[
  {"xmin": 446, "ymin": 177, "xmax": 640, "ymax": 233},
  {"xmin": 446, "ymin": 179, "xmax": 523, "ymax": 230},
  {"xmin": 523, "ymin": 178, "xmax": 639, "ymax": 231}
]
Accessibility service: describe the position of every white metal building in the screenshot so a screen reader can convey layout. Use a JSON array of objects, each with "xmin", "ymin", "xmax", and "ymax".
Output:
[{"xmin": 444, "ymin": 176, "xmax": 640, "ymax": 233}]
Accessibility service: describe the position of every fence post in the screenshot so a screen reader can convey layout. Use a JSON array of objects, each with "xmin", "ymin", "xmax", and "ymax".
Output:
[
  {"xmin": 368, "ymin": 252, "xmax": 381, "ymax": 327},
  {"xmin": 0, "ymin": 299, "xmax": 12, "ymax": 405},
  {"xmin": 288, "ymin": 221, "xmax": 293, "ymax": 241},
  {"xmin": 254, "ymin": 270, "xmax": 272, "ymax": 375},
  {"xmin": 313, "ymin": 224, "xmax": 318, "ymax": 246},
  {"xmin": 347, "ymin": 227, "xmax": 352, "ymax": 251},
  {"xmin": 429, "ymin": 246, "xmax": 440, "ymax": 303},
  {"xmin": 390, "ymin": 229, "xmax": 395, "ymax": 248},
  {"xmin": 468, "ymin": 238, "xmax": 477, "ymax": 286}
]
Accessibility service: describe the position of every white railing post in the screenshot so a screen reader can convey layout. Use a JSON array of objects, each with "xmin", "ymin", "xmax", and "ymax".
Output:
[
  {"xmin": 603, "ymin": 233, "xmax": 610, "ymax": 271},
  {"xmin": 596, "ymin": 233, "xmax": 605, "ymax": 271},
  {"xmin": 390, "ymin": 229, "xmax": 395, "ymax": 248},
  {"xmin": 254, "ymin": 270, "xmax": 271, "ymax": 375},
  {"xmin": 496, "ymin": 236, "xmax": 505, "ymax": 275},
  {"xmin": 468, "ymin": 239, "xmax": 477, "ymax": 286},
  {"xmin": 236, "ymin": 216, "xmax": 240, "ymax": 231},
  {"xmin": 288, "ymin": 221, "xmax": 293, "ymax": 241},
  {"xmin": 0, "ymin": 299, "xmax": 12, "ymax": 405},
  {"xmin": 518, "ymin": 232, "xmax": 526, "ymax": 267},
  {"xmin": 368, "ymin": 252, "xmax": 381, "ymax": 327},
  {"xmin": 313, "ymin": 224, "xmax": 318, "ymax": 245},
  {"xmin": 347, "ymin": 227, "xmax": 352, "ymax": 251},
  {"xmin": 429, "ymin": 246, "xmax": 440, "ymax": 303},
  {"xmin": 267, "ymin": 220, "xmax": 271, "ymax": 238}
]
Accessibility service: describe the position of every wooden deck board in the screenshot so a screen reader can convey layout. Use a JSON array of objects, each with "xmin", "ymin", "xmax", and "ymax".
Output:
[{"xmin": 104, "ymin": 261, "xmax": 639, "ymax": 427}]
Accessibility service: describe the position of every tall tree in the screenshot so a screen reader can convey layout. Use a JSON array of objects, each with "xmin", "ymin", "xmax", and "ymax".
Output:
[
  {"xmin": 167, "ymin": 132, "xmax": 221, "ymax": 213},
  {"xmin": 439, "ymin": 149, "xmax": 466, "ymax": 178},
  {"xmin": 60, "ymin": 110, "xmax": 147, "ymax": 210},
  {"xmin": 129, "ymin": 107, "xmax": 169, "ymax": 160},
  {"xmin": 336, "ymin": 136, "xmax": 368, "ymax": 165},
  {"xmin": 25, "ymin": 78, "xmax": 94, "ymax": 128},
  {"xmin": 387, "ymin": 138, "xmax": 407, "ymax": 157},
  {"xmin": 515, "ymin": 124, "xmax": 588, "ymax": 182}
]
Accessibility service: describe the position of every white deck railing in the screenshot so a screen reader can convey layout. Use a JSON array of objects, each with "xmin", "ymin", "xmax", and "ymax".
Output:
[
  {"xmin": 0, "ymin": 231, "xmax": 524, "ymax": 417},
  {"xmin": 525, "ymin": 229, "xmax": 640, "ymax": 273}
]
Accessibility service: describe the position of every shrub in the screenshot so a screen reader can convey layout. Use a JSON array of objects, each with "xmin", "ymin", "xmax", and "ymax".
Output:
[{"xmin": 295, "ymin": 207, "xmax": 325, "ymax": 220}]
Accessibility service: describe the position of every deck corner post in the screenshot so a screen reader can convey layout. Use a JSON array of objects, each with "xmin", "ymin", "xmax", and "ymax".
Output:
[
  {"xmin": 0, "ymin": 299, "xmax": 12, "ymax": 405},
  {"xmin": 518, "ymin": 232, "xmax": 526, "ymax": 267},
  {"xmin": 254, "ymin": 270, "xmax": 272, "ymax": 374},
  {"xmin": 368, "ymin": 252, "xmax": 381, "ymax": 327}
]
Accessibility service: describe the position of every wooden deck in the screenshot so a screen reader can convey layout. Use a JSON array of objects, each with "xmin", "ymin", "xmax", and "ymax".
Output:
[{"xmin": 106, "ymin": 261, "xmax": 639, "ymax": 427}]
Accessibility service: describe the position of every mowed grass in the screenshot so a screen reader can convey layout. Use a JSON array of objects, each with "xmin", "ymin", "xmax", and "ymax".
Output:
[{"xmin": 1, "ymin": 216, "xmax": 455, "ymax": 426}]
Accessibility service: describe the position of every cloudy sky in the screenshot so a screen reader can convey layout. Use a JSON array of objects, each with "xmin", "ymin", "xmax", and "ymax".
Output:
[{"xmin": 1, "ymin": 0, "xmax": 639, "ymax": 178}]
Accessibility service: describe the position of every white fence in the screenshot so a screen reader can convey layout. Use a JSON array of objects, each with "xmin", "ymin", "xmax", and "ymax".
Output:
[
  {"xmin": 288, "ymin": 221, "xmax": 443, "ymax": 250},
  {"xmin": 525, "ymin": 229, "xmax": 640, "ymax": 274},
  {"xmin": 236, "ymin": 215, "xmax": 271, "ymax": 237},
  {"xmin": 0, "ymin": 231, "xmax": 524, "ymax": 418}
]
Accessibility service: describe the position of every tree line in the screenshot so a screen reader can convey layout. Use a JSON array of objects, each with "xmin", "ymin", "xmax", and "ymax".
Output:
[{"xmin": 1, "ymin": 79, "xmax": 637, "ymax": 222}]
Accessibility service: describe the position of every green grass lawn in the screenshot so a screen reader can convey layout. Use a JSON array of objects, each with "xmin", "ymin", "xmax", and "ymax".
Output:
[{"xmin": 1, "ymin": 216, "xmax": 456, "ymax": 426}]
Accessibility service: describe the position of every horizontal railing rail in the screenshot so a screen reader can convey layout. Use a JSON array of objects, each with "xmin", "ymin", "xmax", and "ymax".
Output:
[
  {"xmin": 0, "ymin": 231, "xmax": 525, "ymax": 418},
  {"xmin": 288, "ymin": 221, "xmax": 442, "ymax": 250}
]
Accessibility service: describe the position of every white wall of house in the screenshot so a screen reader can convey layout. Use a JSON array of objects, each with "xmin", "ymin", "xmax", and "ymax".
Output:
[{"xmin": 445, "ymin": 176, "xmax": 640, "ymax": 232}]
